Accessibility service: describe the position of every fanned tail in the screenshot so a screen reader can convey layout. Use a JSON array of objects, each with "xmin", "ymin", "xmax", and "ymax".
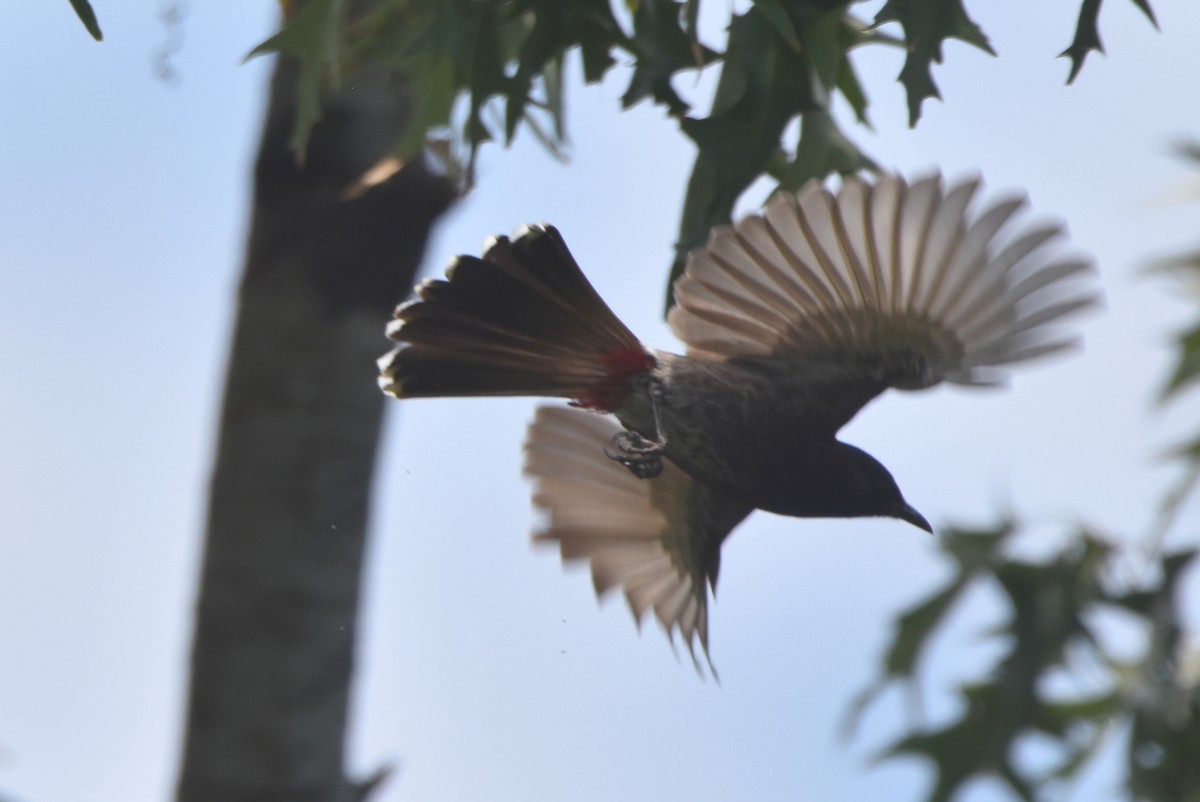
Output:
[
  {"xmin": 379, "ymin": 225, "xmax": 652, "ymax": 412},
  {"xmin": 524, "ymin": 406, "xmax": 752, "ymax": 677}
]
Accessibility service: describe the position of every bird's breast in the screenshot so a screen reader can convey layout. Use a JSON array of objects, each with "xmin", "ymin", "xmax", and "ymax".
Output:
[{"xmin": 624, "ymin": 356, "xmax": 839, "ymax": 512}]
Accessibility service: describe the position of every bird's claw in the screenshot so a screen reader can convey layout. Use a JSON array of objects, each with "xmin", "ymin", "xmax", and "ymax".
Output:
[
  {"xmin": 605, "ymin": 431, "xmax": 666, "ymax": 479},
  {"xmin": 604, "ymin": 377, "xmax": 668, "ymax": 480}
]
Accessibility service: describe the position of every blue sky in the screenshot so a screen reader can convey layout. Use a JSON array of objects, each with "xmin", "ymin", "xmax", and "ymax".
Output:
[{"xmin": 2, "ymin": 2, "xmax": 1198, "ymax": 801}]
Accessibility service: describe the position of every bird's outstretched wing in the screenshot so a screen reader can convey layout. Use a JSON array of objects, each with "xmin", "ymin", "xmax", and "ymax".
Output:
[
  {"xmin": 524, "ymin": 406, "xmax": 751, "ymax": 675},
  {"xmin": 669, "ymin": 172, "xmax": 1100, "ymax": 396}
]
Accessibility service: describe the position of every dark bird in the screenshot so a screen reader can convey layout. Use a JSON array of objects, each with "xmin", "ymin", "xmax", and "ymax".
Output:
[{"xmin": 379, "ymin": 172, "xmax": 1098, "ymax": 668}]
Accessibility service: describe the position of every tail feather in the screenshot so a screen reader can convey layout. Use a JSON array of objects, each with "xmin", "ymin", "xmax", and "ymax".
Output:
[
  {"xmin": 524, "ymin": 406, "xmax": 752, "ymax": 676},
  {"xmin": 379, "ymin": 225, "xmax": 650, "ymax": 410}
]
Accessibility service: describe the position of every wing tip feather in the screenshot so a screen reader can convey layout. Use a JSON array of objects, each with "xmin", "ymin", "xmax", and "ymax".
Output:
[{"xmin": 669, "ymin": 170, "xmax": 1101, "ymax": 387}]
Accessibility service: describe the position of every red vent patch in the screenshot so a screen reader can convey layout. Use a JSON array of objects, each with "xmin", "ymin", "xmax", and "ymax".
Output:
[{"xmin": 572, "ymin": 347, "xmax": 655, "ymax": 412}]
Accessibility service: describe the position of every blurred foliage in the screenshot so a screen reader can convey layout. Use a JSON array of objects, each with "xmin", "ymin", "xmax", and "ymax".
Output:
[
  {"xmin": 848, "ymin": 144, "xmax": 1200, "ymax": 801},
  {"xmin": 245, "ymin": 3, "xmax": 1197, "ymax": 800},
  {"xmin": 849, "ymin": 524, "xmax": 1199, "ymax": 801},
  {"xmin": 248, "ymin": 0, "xmax": 1157, "ymax": 302},
  {"xmin": 1154, "ymin": 144, "xmax": 1200, "ymax": 405},
  {"xmin": 1149, "ymin": 140, "xmax": 1200, "ymax": 542},
  {"xmin": 67, "ymin": 0, "xmax": 103, "ymax": 40}
]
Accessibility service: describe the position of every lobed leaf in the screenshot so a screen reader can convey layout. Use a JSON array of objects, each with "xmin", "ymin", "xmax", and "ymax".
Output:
[
  {"xmin": 874, "ymin": 0, "xmax": 994, "ymax": 126},
  {"xmin": 853, "ymin": 525, "xmax": 1200, "ymax": 800},
  {"xmin": 667, "ymin": 5, "xmax": 878, "ymax": 304},
  {"xmin": 247, "ymin": 0, "xmax": 349, "ymax": 160},
  {"xmin": 621, "ymin": 0, "xmax": 715, "ymax": 114},
  {"xmin": 68, "ymin": 0, "xmax": 103, "ymax": 41},
  {"xmin": 1061, "ymin": 0, "xmax": 1159, "ymax": 84}
]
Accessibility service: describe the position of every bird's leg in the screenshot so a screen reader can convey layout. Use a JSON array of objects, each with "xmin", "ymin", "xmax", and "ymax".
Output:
[
  {"xmin": 605, "ymin": 379, "xmax": 668, "ymax": 479},
  {"xmin": 606, "ymin": 430, "xmax": 665, "ymax": 479}
]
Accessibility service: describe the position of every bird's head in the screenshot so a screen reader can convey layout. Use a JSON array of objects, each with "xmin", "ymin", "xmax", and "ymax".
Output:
[
  {"xmin": 753, "ymin": 441, "xmax": 932, "ymax": 533},
  {"xmin": 839, "ymin": 444, "xmax": 932, "ymax": 533}
]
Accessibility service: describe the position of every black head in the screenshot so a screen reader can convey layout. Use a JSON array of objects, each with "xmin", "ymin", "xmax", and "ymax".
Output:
[
  {"xmin": 834, "ymin": 444, "xmax": 932, "ymax": 532},
  {"xmin": 753, "ymin": 441, "xmax": 932, "ymax": 532}
]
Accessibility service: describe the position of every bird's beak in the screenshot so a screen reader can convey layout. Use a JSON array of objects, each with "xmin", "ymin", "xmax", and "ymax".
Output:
[{"xmin": 896, "ymin": 502, "xmax": 933, "ymax": 534}]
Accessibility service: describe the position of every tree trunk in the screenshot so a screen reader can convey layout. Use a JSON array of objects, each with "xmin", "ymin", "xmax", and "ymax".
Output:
[{"xmin": 176, "ymin": 48, "xmax": 456, "ymax": 802}]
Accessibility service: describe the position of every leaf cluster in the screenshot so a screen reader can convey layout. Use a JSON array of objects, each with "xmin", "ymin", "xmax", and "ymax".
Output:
[
  {"xmin": 245, "ymin": 0, "xmax": 1157, "ymax": 305},
  {"xmin": 849, "ymin": 523, "xmax": 1200, "ymax": 802},
  {"xmin": 849, "ymin": 194, "xmax": 1200, "ymax": 796},
  {"xmin": 248, "ymin": 0, "xmax": 721, "ymax": 176},
  {"xmin": 1145, "ymin": 141, "xmax": 1200, "ymax": 542}
]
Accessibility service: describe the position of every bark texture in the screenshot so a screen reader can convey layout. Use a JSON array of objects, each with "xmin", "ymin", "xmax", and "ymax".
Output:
[{"xmin": 176, "ymin": 50, "xmax": 456, "ymax": 802}]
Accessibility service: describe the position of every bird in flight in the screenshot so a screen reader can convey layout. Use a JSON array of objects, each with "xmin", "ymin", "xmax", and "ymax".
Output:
[{"xmin": 379, "ymin": 172, "xmax": 1099, "ymax": 671}]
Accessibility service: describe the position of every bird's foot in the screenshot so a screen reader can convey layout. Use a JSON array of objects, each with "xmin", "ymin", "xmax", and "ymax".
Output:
[
  {"xmin": 605, "ymin": 431, "xmax": 666, "ymax": 479},
  {"xmin": 604, "ymin": 377, "xmax": 668, "ymax": 479}
]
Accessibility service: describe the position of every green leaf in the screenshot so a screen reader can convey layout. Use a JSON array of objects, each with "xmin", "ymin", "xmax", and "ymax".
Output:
[
  {"xmin": 750, "ymin": 0, "xmax": 802, "ymax": 52},
  {"xmin": 884, "ymin": 581, "xmax": 966, "ymax": 679},
  {"xmin": 505, "ymin": 0, "xmax": 627, "ymax": 145},
  {"xmin": 247, "ymin": 0, "xmax": 349, "ymax": 161},
  {"xmin": 842, "ymin": 579, "xmax": 965, "ymax": 737},
  {"xmin": 672, "ymin": 10, "xmax": 814, "ymax": 269},
  {"xmin": 69, "ymin": 0, "xmax": 103, "ymax": 41},
  {"xmin": 1038, "ymin": 692, "xmax": 1123, "ymax": 738},
  {"xmin": 574, "ymin": 0, "xmax": 627, "ymax": 82},
  {"xmin": 769, "ymin": 11, "xmax": 882, "ymax": 189},
  {"xmin": 393, "ymin": 54, "xmax": 458, "ymax": 163},
  {"xmin": 939, "ymin": 519, "xmax": 1014, "ymax": 571},
  {"xmin": 835, "ymin": 14, "xmax": 900, "ymax": 129},
  {"xmin": 883, "ymin": 681, "xmax": 1039, "ymax": 802},
  {"xmin": 247, "ymin": 0, "xmax": 344, "ymax": 68},
  {"xmin": 779, "ymin": 110, "xmax": 876, "ymax": 191},
  {"xmin": 1173, "ymin": 138, "xmax": 1200, "ymax": 165},
  {"xmin": 669, "ymin": 5, "xmax": 869, "ymax": 305},
  {"xmin": 1127, "ymin": 550, "xmax": 1200, "ymax": 802},
  {"xmin": 991, "ymin": 535, "xmax": 1110, "ymax": 687},
  {"xmin": 874, "ymin": 0, "xmax": 994, "ymax": 126},
  {"xmin": 1159, "ymin": 321, "xmax": 1200, "ymax": 402},
  {"xmin": 1129, "ymin": 0, "xmax": 1159, "ymax": 28},
  {"xmin": 1037, "ymin": 712, "xmax": 1115, "ymax": 784},
  {"xmin": 462, "ymin": 5, "xmax": 509, "ymax": 152},
  {"xmin": 682, "ymin": 0, "xmax": 701, "ymax": 56},
  {"xmin": 812, "ymin": 5, "xmax": 848, "ymax": 81},
  {"xmin": 1151, "ymin": 445, "xmax": 1200, "ymax": 541},
  {"xmin": 841, "ymin": 12, "xmax": 904, "ymax": 49},
  {"xmin": 856, "ymin": 524, "xmax": 1138, "ymax": 799},
  {"xmin": 1060, "ymin": 0, "xmax": 1158, "ymax": 84},
  {"xmin": 621, "ymin": 0, "xmax": 715, "ymax": 114},
  {"xmin": 342, "ymin": 0, "xmax": 639, "ymax": 179},
  {"xmin": 836, "ymin": 46, "xmax": 870, "ymax": 126},
  {"xmin": 1059, "ymin": 0, "xmax": 1103, "ymax": 85},
  {"xmin": 543, "ymin": 54, "xmax": 567, "ymax": 143},
  {"xmin": 844, "ymin": 524, "xmax": 1014, "ymax": 737}
]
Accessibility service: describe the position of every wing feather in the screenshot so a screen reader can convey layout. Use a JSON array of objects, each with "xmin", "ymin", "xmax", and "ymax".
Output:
[
  {"xmin": 670, "ymin": 171, "xmax": 1100, "ymax": 391},
  {"xmin": 524, "ymin": 406, "xmax": 751, "ymax": 675}
]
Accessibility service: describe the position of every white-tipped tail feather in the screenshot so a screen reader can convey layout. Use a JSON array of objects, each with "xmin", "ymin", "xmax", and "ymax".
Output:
[
  {"xmin": 524, "ymin": 406, "xmax": 751, "ymax": 674},
  {"xmin": 669, "ymin": 172, "xmax": 1100, "ymax": 388},
  {"xmin": 379, "ymin": 225, "xmax": 650, "ymax": 410}
]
